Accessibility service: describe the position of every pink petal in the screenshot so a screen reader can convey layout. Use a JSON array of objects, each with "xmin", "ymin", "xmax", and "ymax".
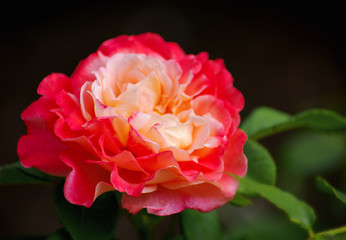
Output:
[
  {"xmin": 18, "ymin": 100, "xmax": 70, "ymax": 177},
  {"xmin": 135, "ymin": 33, "xmax": 183, "ymax": 60},
  {"xmin": 37, "ymin": 73, "xmax": 72, "ymax": 98},
  {"xmin": 70, "ymin": 52, "xmax": 104, "ymax": 96},
  {"xmin": 122, "ymin": 183, "xmax": 232, "ymax": 216},
  {"xmin": 110, "ymin": 165, "xmax": 147, "ymax": 197},
  {"xmin": 17, "ymin": 132, "xmax": 70, "ymax": 177},
  {"xmin": 127, "ymin": 126, "xmax": 160, "ymax": 156},
  {"xmin": 61, "ymin": 149, "xmax": 113, "ymax": 207},
  {"xmin": 192, "ymin": 95, "xmax": 232, "ymax": 133},
  {"xmin": 223, "ymin": 129, "xmax": 248, "ymax": 177},
  {"xmin": 55, "ymin": 90, "xmax": 86, "ymax": 130}
]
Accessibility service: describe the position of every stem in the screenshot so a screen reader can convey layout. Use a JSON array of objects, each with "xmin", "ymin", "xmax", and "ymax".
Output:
[
  {"xmin": 307, "ymin": 229, "xmax": 314, "ymax": 239},
  {"xmin": 315, "ymin": 225, "xmax": 346, "ymax": 237}
]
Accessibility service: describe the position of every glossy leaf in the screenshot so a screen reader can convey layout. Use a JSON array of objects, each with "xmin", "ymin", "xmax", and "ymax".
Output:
[
  {"xmin": 0, "ymin": 162, "xmax": 58, "ymax": 185},
  {"xmin": 244, "ymin": 140, "xmax": 276, "ymax": 185},
  {"xmin": 234, "ymin": 175, "xmax": 316, "ymax": 231},
  {"xmin": 315, "ymin": 176, "xmax": 346, "ymax": 204},
  {"xmin": 241, "ymin": 106, "xmax": 291, "ymax": 138},
  {"xmin": 241, "ymin": 107, "xmax": 346, "ymax": 140},
  {"xmin": 181, "ymin": 209, "xmax": 222, "ymax": 240},
  {"xmin": 223, "ymin": 213, "xmax": 307, "ymax": 240},
  {"xmin": 279, "ymin": 132, "xmax": 345, "ymax": 177},
  {"xmin": 54, "ymin": 182, "xmax": 119, "ymax": 240}
]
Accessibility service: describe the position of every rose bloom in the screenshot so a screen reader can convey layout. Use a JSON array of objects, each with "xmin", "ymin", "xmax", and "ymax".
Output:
[{"xmin": 18, "ymin": 33, "xmax": 247, "ymax": 216}]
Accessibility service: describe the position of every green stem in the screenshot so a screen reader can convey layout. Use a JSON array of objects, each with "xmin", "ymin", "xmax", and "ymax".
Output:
[
  {"xmin": 308, "ymin": 225, "xmax": 346, "ymax": 239},
  {"xmin": 315, "ymin": 225, "xmax": 346, "ymax": 237},
  {"xmin": 307, "ymin": 229, "xmax": 315, "ymax": 239}
]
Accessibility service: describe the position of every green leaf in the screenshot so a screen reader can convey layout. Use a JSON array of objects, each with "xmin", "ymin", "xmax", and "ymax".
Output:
[
  {"xmin": 244, "ymin": 140, "xmax": 276, "ymax": 185},
  {"xmin": 54, "ymin": 182, "xmax": 119, "ymax": 240},
  {"xmin": 223, "ymin": 213, "xmax": 307, "ymax": 240},
  {"xmin": 229, "ymin": 193, "xmax": 253, "ymax": 207},
  {"xmin": 279, "ymin": 132, "xmax": 346, "ymax": 177},
  {"xmin": 241, "ymin": 106, "xmax": 291, "ymax": 138},
  {"xmin": 46, "ymin": 229, "xmax": 71, "ymax": 240},
  {"xmin": 315, "ymin": 176, "xmax": 346, "ymax": 204},
  {"xmin": 181, "ymin": 209, "xmax": 222, "ymax": 240},
  {"xmin": 0, "ymin": 162, "xmax": 58, "ymax": 185},
  {"xmin": 233, "ymin": 175, "xmax": 316, "ymax": 231},
  {"xmin": 241, "ymin": 107, "xmax": 346, "ymax": 140}
]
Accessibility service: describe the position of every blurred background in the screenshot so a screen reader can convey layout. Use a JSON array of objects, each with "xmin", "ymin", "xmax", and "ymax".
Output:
[{"xmin": 1, "ymin": 1, "xmax": 345, "ymax": 239}]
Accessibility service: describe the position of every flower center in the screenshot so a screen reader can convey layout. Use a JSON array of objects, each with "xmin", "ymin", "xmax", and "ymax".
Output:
[{"xmin": 80, "ymin": 53, "xmax": 199, "ymax": 150}]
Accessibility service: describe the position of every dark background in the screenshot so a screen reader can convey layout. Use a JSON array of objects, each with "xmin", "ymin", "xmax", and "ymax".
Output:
[{"xmin": 1, "ymin": 1, "xmax": 345, "ymax": 239}]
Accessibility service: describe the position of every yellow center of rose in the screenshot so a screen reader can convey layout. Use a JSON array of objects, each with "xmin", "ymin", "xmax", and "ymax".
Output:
[{"xmin": 80, "ymin": 53, "xmax": 222, "ymax": 155}]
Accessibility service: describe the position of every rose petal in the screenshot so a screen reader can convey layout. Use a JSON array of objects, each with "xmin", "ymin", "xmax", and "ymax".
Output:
[
  {"xmin": 37, "ymin": 73, "xmax": 72, "ymax": 98},
  {"xmin": 17, "ymin": 132, "xmax": 70, "ymax": 177},
  {"xmin": 122, "ymin": 183, "xmax": 232, "ymax": 216},
  {"xmin": 61, "ymin": 149, "xmax": 113, "ymax": 207}
]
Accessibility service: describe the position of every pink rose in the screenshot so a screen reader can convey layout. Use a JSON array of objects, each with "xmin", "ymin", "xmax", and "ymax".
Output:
[{"xmin": 17, "ymin": 33, "xmax": 247, "ymax": 215}]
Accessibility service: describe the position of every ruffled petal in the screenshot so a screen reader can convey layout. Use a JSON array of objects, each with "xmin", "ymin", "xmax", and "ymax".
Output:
[
  {"xmin": 61, "ymin": 149, "xmax": 113, "ymax": 207},
  {"xmin": 37, "ymin": 73, "xmax": 72, "ymax": 98},
  {"xmin": 122, "ymin": 183, "xmax": 232, "ymax": 216}
]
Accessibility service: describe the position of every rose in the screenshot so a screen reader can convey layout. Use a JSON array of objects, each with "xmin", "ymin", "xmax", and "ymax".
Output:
[{"xmin": 17, "ymin": 33, "xmax": 247, "ymax": 216}]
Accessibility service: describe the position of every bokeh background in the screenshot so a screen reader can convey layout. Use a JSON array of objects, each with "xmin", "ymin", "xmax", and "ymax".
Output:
[{"xmin": 1, "ymin": 1, "xmax": 345, "ymax": 239}]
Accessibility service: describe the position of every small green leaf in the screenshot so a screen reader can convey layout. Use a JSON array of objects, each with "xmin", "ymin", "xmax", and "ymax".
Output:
[
  {"xmin": 241, "ymin": 106, "xmax": 291, "ymax": 138},
  {"xmin": 46, "ymin": 228, "xmax": 71, "ymax": 240},
  {"xmin": 0, "ymin": 162, "xmax": 58, "ymax": 185},
  {"xmin": 241, "ymin": 107, "xmax": 346, "ymax": 140},
  {"xmin": 315, "ymin": 176, "xmax": 346, "ymax": 204},
  {"xmin": 181, "ymin": 209, "xmax": 222, "ymax": 240},
  {"xmin": 54, "ymin": 182, "xmax": 119, "ymax": 240},
  {"xmin": 234, "ymin": 175, "xmax": 316, "ymax": 231},
  {"xmin": 244, "ymin": 140, "xmax": 276, "ymax": 185},
  {"xmin": 229, "ymin": 193, "xmax": 252, "ymax": 207}
]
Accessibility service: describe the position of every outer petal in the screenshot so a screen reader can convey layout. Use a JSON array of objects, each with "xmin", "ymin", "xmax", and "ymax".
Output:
[
  {"xmin": 17, "ymin": 132, "xmax": 70, "ymax": 177},
  {"xmin": 37, "ymin": 73, "xmax": 72, "ymax": 98},
  {"xmin": 216, "ymin": 129, "xmax": 247, "ymax": 198},
  {"xmin": 71, "ymin": 33, "xmax": 186, "ymax": 96},
  {"xmin": 122, "ymin": 183, "xmax": 232, "ymax": 216},
  {"xmin": 223, "ymin": 129, "xmax": 247, "ymax": 177},
  {"xmin": 70, "ymin": 52, "xmax": 105, "ymax": 96},
  {"xmin": 61, "ymin": 149, "xmax": 114, "ymax": 207},
  {"xmin": 55, "ymin": 90, "xmax": 86, "ymax": 130},
  {"xmin": 100, "ymin": 33, "xmax": 186, "ymax": 60},
  {"xmin": 18, "ymin": 99, "xmax": 70, "ymax": 176}
]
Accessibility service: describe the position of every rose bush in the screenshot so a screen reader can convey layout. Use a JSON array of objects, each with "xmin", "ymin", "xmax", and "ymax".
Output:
[{"xmin": 17, "ymin": 33, "xmax": 247, "ymax": 216}]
